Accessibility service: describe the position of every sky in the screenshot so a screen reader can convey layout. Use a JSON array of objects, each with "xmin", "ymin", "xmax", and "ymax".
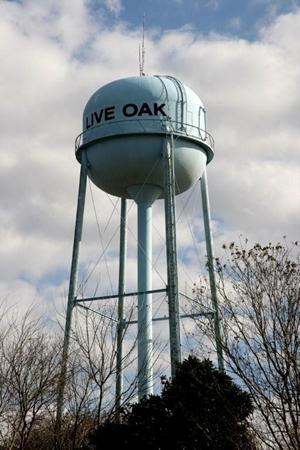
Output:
[{"xmin": 0, "ymin": 0, "xmax": 299, "ymax": 328}]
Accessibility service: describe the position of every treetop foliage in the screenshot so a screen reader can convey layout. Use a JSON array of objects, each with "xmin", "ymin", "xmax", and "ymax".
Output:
[{"xmin": 86, "ymin": 356, "xmax": 255, "ymax": 450}]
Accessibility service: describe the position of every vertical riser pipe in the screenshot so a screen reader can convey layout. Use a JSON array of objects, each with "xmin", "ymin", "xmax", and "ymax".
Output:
[{"xmin": 137, "ymin": 202, "xmax": 153, "ymax": 399}]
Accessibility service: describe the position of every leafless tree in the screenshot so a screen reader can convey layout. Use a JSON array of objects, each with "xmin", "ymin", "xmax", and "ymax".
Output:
[
  {"xmin": 0, "ymin": 292, "xmax": 164, "ymax": 449},
  {"xmin": 0, "ymin": 307, "xmax": 60, "ymax": 449},
  {"xmin": 54, "ymin": 300, "xmax": 138, "ymax": 449},
  {"xmin": 70, "ymin": 303, "xmax": 137, "ymax": 412},
  {"xmin": 0, "ymin": 302, "xmax": 13, "ymax": 445},
  {"xmin": 190, "ymin": 241, "xmax": 300, "ymax": 449}
]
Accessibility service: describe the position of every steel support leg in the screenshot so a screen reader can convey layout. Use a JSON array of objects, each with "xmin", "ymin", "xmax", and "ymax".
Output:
[
  {"xmin": 116, "ymin": 198, "xmax": 127, "ymax": 415},
  {"xmin": 163, "ymin": 135, "xmax": 181, "ymax": 378},
  {"xmin": 56, "ymin": 154, "xmax": 88, "ymax": 440},
  {"xmin": 200, "ymin": 169, "xmax": 224, "ymax": 371}
]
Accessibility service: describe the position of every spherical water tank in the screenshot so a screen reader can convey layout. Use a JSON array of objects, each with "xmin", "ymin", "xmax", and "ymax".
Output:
[{"xmin": 75, "ymin": 75, "xmax": 214, "ymax": 199}]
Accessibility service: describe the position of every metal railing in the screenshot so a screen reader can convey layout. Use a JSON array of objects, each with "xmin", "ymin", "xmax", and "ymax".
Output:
[{"xmin": 74, "ymin": 117, "xmax": 214, "ymax": 153}]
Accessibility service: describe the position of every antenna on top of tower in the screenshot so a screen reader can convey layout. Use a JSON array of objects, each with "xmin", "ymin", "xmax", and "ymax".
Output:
[{"xmin": 139, "ymin": 14, "xmax": 146, "ymax": 76}]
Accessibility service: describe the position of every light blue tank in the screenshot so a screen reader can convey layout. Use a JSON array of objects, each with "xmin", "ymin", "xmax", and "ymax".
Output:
[{"xmin": 76, "ymin": 75, "xmax": 214, "ymax": 198}]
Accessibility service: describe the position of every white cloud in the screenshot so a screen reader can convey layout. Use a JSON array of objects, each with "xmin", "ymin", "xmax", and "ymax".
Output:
[
  {"xmin": 227, "ymin": 17, "xmax": 242, "ymax": 31},
  {"xmin": 105, "ymin": 0, "xmax": 123, "ymax": 15},
  {"xmin": 0, "ymin": 1, "xmax": 299, "ymax": 332},
  {"xmin": 205, "ymin": 0, "xmax": 219, "ymax": 11}
]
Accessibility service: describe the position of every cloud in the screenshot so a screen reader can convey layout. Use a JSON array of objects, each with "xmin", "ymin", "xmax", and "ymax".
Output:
[
  {"xmin": 206, "ymin": 0, "xmax": 219, "ymax": 11},
  {"xmin": 227, "ymin": 17, "xmax": 242, "ymax": 31},
  {"xmin": 0, "ymin": 0, "xmax": 299, "ymax": 330},
  {"xmin": 105, "ymin": 0, "xmax": 122, "ymax": 15}
]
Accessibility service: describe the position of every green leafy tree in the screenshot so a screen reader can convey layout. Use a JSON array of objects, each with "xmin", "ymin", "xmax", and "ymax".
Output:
[{"xmin": 86, "ymin": 356, "xmax": 255, "ymax": 449}]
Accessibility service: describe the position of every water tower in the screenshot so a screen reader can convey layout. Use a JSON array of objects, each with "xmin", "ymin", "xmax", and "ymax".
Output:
[{"xmin": 56, "ymin": 75, "xmax": 223, "ymax": 426}]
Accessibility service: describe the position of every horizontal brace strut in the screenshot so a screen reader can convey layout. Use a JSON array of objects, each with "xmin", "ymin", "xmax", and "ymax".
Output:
[{"xmin": 125, "ymin": 311, "xmax": 214, "ymax": 326}]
